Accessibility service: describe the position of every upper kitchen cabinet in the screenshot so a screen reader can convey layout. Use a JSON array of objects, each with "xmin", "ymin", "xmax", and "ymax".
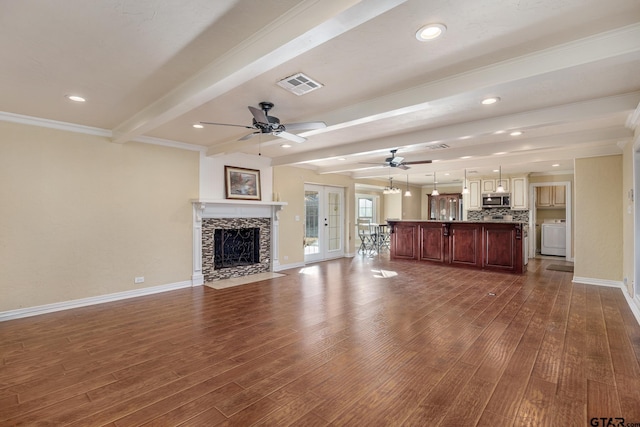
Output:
[
  {"xmin": 465, "ymin": 179, "xmax": 482, "ymax": 211},
  {"xmin": 481, "ymin": 179, "xmax": 510, "ymax": 193},
  {"xmin": 510, "ymin": 176, "xmax": 529, "ymax": 210},
  {"xmin": 536, "ymin": 185, "xmax": 566, "ymax": 208}
]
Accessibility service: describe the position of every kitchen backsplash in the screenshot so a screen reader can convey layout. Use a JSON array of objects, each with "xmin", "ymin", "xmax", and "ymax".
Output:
[{"xmin": 467, "ymin": 208, "xmax": 529, "ymax": 223}]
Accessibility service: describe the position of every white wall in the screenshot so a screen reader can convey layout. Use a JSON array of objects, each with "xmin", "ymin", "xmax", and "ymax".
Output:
[{"xmin": 199, "ymin": 153, "xmax": 273, "ymax": 200}]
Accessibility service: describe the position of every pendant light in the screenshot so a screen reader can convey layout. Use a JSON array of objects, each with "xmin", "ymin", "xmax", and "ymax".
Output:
[
  {"xmin": 404, "ymin": 174, "xmax": 412, "ymax": 197},
  {"xmin": 496, "ymin": 166, "xmax": 505, "ymax": 193},
  {"xmin": 383, "ymin": 176, "xmax": 400, "ymax": 194},
  {"xmin": 431, "ymin": 172, "xmax": 439, "ymax": 196},
  {"xmin": 462, "ymin": 168, "xmax": 469, "ymax": 194}
]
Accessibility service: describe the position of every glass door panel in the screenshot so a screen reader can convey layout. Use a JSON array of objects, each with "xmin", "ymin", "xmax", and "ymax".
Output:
[{"xmin": 305, "ymin": 185, "xmax": 344, "ymax": 263}]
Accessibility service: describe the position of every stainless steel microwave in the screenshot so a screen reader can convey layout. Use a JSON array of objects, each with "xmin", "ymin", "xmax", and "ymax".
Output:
[{"xmin": 482, "ymin": 193, "xmax": 511, "ymax": 208}]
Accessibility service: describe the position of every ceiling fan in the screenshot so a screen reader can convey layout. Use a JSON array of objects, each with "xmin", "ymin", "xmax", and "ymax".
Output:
[
  {"xmin": 364, "ymin": 149, "xmax": 433, "ymax": 170},
  {"xmin": 200, "ymin": 101, "xmax": 326, "ymax": 143}
]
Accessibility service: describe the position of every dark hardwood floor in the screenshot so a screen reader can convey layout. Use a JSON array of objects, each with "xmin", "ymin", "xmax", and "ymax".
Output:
[{"xmin": 1, "ymin": 256, "xmax": 640, "ymax": 426}]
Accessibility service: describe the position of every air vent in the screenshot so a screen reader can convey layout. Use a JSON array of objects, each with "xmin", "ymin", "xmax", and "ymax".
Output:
[
  {"xmin": 277, "ymin": 73, "xmax": 323, "ymax": 96},
  {"xmin": 426, "ymin": 143, "xmax": 450, "ymax": 150}
]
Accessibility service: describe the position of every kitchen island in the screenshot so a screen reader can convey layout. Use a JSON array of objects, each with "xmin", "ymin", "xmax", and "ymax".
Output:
[{"xmin": 387, "ymin": 220, "xmax": 527, "ymax": 274}]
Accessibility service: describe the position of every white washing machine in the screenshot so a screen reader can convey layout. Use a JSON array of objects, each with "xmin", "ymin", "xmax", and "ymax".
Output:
[{"xmin": 541, "ymin": 221, "xmax": 566, "ymax": 256}]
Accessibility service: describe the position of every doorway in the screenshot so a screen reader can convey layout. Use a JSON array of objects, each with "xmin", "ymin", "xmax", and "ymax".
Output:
[
  {"xmin": 529, "ymin": 181, "xmax": 572, "ymax": 261},
  {"xmin": 635, "ymin": 147, "xmax": 640, "ymax": 304},
  {"xmin": 304, "ymin": 184, "xmax": 345, "ymax": 263}
]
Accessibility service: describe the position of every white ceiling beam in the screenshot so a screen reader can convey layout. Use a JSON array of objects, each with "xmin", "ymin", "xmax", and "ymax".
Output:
[
  {"xmin": 316, "ymin": 127, "xmax": 631, "ymax": 175},
  {"xmin": 112, "ymin": 0, "xmax": 408, "ymax": 144},
  {"xmin": 353, "ymin": 142, "xmax": 623, "ymax": 181},
  {"xmin": 208, "ymin": 23, "xmax": 640, "ymax": 156},
  {"xmin": 271, "ymin": 91, "xmax": 640, "ymax": 166},
  {"xmin": 308, "ymin": 23, "xmax": 640, "ymax": 134}
]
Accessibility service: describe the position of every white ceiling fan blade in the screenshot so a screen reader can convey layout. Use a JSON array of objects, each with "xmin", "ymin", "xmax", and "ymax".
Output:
[
  {"xmin": 276, "ymin": 131, "xmax": 306, "ymax": 143},
  {"xmin": 238, "ymin": 132, "xmax": 259, "ymax": 141},
  {"xmin": 391, "ymin": 156, "xmax": 404, "ymax": 165},
  {"xmin": 200, "ymin": 121, "xmax": 256, "ymax": 129},
  {"xmin": 248, "ymin": 106, "xmax": 268, "ymax": 124},
  {"xmin": 397, "ymin": 164, "xmax": 410, "ymax": 170},
  {"xmin": 283, "ymin": 121, "xmax": 327, "ymax": 131}
]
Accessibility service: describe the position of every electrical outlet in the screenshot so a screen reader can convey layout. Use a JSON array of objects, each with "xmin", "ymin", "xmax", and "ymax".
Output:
[{"xmin": 134, "ymin": 276, "xmax": 144, "ymax": 284}]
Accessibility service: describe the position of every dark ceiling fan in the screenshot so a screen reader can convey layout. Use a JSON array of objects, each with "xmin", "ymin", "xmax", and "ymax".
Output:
[
  {"xmin": 362, "ymin": 149, "xmax": 433, "ymax": 170},
  {"xmin": 200, "ymin": 101, "xmax": 326, "ymax": 143}
]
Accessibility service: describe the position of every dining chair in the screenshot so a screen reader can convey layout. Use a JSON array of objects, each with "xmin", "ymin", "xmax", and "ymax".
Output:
[{"xmin": 357, "ymin": 218, "xmax": 375, "ymax": 254}]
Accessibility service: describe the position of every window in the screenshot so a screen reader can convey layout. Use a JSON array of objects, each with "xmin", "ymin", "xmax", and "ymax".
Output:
[{"xmin": 356, "ymin": 194, "xmax": 376, "ymax": 222}]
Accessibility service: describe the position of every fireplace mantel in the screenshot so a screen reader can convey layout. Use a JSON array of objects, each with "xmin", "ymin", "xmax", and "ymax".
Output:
[
  {"xmin": 191, "ymin": 199, "xmax": 287, "ymax": 207},
  {"xmin": 192, "ymin": 199, "xmax": 286, "ymax": 220},
  {"xmin": 191, "ymin": 199, "xmax": 286, "ymax": 285}
]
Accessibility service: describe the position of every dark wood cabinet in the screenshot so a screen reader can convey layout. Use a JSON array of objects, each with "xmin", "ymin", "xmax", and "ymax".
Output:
[
  {"xmin": 419, "ymin": 222, "xmax": 446, "ymax": 262},
  {"xmin": 428, "ymin": 193, "xmax": 462, "ymax": 221},
  {"xmin": 389, "ymin": 220, "xmax": 526, "ymax": 274},
  {"xmin": 392, "ymin": 223, "xmax": 417, "ymax": 259},
  {"xmin": 449, "ymin": 223, "xmax": 481, "ymax": 267}
]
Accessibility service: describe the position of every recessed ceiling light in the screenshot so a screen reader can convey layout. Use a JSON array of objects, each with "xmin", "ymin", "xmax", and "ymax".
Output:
[
  {"xmin": 415, "ymin": 23, "xmax": 446, "ymax": 41},
  {"xmin": 552, "ymin": 163, "xmax": 560, "ymax": 167},
  {"xmin": 338, "ymin": 157, "xmax": 346, "ymax": 161},
  {"xmin": 444, "ymin": 173, "xmax": 450, "ymax": 176},
  {"xmin": 66, "ymin": 95, "xmax": 86, "ymax": 102},
  {"xmin": 460, "ymin": 156, "xmax": 472, "ymax": 159},
  {"xmin": 494, "ymin": 130, "xmax": 506, "ymax": 135},
  {"xmin": 482, "ymin": 97, "xmax": 501, "ymax": 105},
  {"xmin": 493, "ymin": 169, "xmax": 499, "ymax": 173},
  {"xmin": 510, "ymin": 131, "xmax": 523, "ymax": 136},
  {"xmin": 192, "ymin": 124, "xmax": 204, "ymax": 129},
  {"xmin": 280, "ymin": 143, "xmax": 292, "ymax": 148},
  {"xmin": 459, "ymin": 135, "xmax": 472, "ymax": 140},
  {"xmin": 494, "ymin": 152, "xmax": 507, "ymax": 155}
]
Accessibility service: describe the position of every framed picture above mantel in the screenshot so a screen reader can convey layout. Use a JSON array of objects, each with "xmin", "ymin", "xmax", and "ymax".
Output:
[{"xmin": 224, "ymin": 166, "xmax": 261, "ymax": 201}]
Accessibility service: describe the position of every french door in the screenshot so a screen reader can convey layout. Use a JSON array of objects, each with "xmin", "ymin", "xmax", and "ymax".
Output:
[{"xmin": 304, "ymin": 184, "xmax": 344, "ymax": 263}]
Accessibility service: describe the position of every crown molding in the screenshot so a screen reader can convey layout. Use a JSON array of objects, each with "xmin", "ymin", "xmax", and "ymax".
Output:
[
  {"xmin": 0, "ymin": 111, "xmax": 204, "ymax": 152},
  {"xmin": 0, "ymin": 111, "xmax": 111, "ymax": 137}
]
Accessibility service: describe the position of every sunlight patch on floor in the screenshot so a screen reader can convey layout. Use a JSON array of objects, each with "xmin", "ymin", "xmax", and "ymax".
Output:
[{"xmin": 371, "ymin": 269, "xmax": 398, "ymax": 278}]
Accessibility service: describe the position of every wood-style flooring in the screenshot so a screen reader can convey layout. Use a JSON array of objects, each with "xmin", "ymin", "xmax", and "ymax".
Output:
[{"xmin": 1, "ymin": 257, "xmax": 640, "ymax": 426}]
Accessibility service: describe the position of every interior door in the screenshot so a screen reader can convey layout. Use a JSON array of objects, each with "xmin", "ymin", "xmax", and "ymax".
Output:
[{"xmin": 304, "ymin": 184, "xmax": 344, "ymax": 263}]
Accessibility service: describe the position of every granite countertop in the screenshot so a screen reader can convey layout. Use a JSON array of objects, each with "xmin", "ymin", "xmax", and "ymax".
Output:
[{"xmin": 386, "ymin": 219, "xmax": 527, "ymax": 224}]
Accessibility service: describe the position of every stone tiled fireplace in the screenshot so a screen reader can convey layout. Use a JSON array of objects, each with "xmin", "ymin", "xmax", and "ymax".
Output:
[
  {"xmin": 191, "ymin": 200, "xmax": 285, "ymax": 285},
  {"xmin": 202, "ymin": 217, "xmax": 270, "ymax": 281}
]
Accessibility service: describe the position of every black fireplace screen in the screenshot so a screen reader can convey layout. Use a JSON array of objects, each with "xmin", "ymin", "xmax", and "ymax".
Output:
[{"xmin": 214, "ymin": 227, "xmax": 260, "ymax": 269}]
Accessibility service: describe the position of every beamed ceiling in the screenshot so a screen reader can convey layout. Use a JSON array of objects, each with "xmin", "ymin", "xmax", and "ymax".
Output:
[{"xmin": 1, "ymin": 0, "xmax": 639, "ymax": 186}]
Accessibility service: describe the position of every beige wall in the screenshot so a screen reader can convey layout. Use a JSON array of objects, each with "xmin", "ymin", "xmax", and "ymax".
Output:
[
  {"xmin": 0, "ymin": 122, "xmax": 199, "ymax": 312},
  {"xmin": 273, "ymin": 166, "xmax": 356, "ymax": 265},
  {"xmin": 384, "ymin": 192, "xmax": 402, "ymax": 220},
  {"xmin": 574, "ymin": 155, "xmax": 623, "ymax": 281},
  {"xmin": 622, "ymin": 141, "xmax": 635, "ymax": 295},
  {"xmin": 400, "ymin": 183, "xmax": 422, "ymax": 220}
]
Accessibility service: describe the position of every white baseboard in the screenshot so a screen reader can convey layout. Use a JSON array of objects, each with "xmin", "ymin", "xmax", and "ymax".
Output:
[
  {"xmin": 573, "ymin": 276, "xmax": 640, "ymax": 326},
  {"xmin": 572, "ymin": 276, "xmax": 624, "ymax": 288},
  {"xmin": 626, "ymin": 292, "xmax": 640, "ymax": 326},
  {"xmin": 191, "ymin": 273, "xmax": 204, "ymax": 286},
  {"xmin": 273, "ymin": 261, "xmax": 306, "ymax": 272},
  {"xmin": 0, "ymin": 280, "xmax": 193, "ymax": 322}
]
